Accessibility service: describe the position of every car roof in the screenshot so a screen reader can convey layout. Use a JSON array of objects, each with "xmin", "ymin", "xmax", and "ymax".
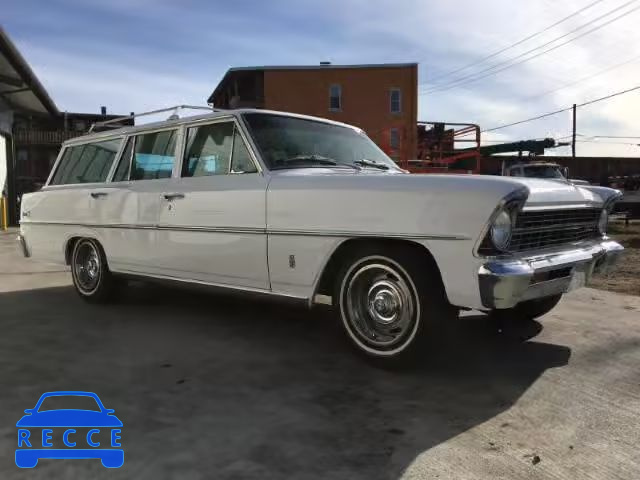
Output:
[
  {"xmin": 63, "ymin": 108, "xmax": 362, "ymax": 146},
  {"xmin": 37, "ymin": 391, "xmax": 100, "ymax": 399}
]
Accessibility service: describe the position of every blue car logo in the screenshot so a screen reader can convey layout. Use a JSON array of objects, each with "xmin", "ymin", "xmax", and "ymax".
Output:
[{"xmin": 16, "ymin": 391, "xmax": 123, "ymax": 468}]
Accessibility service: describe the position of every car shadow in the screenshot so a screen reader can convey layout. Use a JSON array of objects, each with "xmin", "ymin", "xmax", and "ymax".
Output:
[{"xmin": 0, "ymin": 283, "xmax": 570, "ymax": 480}]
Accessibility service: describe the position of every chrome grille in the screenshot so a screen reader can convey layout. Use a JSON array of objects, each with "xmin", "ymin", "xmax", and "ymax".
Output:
[{"xmin": 510, "ymin": 208, "xmax": 600, "ymax": 251}]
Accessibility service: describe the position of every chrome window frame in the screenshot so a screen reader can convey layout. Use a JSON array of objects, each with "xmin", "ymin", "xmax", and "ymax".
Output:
[
  {"xmin": 106, "ymin": 126, "xmax": 182, "ymax": 183},
  {"xmin": 45, "ymin": 135, "xmax": 125, "ymax": 188},
  {"xmin": 178, "ymin": 115, "xmax": 263, "ymax": 177}
]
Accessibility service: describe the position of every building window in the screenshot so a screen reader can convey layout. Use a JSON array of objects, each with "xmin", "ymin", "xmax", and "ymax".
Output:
[
  {"xmin": 390, "ymin": 128, "xmax": 400, "ymax": 151},
  {"xmin": 329, "ymin": 84, "xmax": 341, "ymax": 111},
  {"xmin": 390, "ymin": 88, "xmax": 402, "ymax": 114}
]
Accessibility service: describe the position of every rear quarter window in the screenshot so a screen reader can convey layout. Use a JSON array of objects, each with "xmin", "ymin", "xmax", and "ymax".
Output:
[{"xmin": 50, "ymin": 138, "xmax": 122, "ymax": 185}]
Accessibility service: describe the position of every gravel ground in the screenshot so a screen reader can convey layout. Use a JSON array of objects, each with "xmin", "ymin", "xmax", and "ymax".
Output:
[
  {"xmin": 589, "ymin": 220, "xmax": 640, "ymax": 296},
  {"xmin": 1, "ymin": 230, "xmax": 639, "ymax": 479}
]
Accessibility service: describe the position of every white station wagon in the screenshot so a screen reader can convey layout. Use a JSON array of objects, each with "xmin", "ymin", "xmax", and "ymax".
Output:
[{"xmin": 18, "ymin": 107, "xmax": 623, "ymax": 364}]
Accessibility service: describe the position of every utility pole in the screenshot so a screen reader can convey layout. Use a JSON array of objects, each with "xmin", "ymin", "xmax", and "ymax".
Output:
[{"xmin": 571, "ymin": 103, "xmax": 577, "ymax": 158}]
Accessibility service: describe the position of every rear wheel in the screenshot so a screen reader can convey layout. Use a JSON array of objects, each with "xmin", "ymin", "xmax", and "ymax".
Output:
[
  {"xmin": 71, "ymin": 238, "xmax": 117, "ymax": 303},
  {"xmin": 335, "ymin": 246, "xmax": 455, "ymax": 366}
]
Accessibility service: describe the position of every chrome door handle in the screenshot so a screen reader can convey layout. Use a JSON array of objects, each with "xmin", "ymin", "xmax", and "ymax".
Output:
[
  {"xmin": 90, "ymin": 192, "xmax": 109, "ymax": 198},
  {"xmin": 163, "ymin": 193, "xmax": 185, "ymax": 200}
]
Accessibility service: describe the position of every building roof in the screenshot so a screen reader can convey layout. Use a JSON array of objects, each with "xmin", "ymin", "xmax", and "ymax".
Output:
[
  {"xmin": 0, "ymin": 26, "xmax": 58, "ymax": 116},
  {"xmin": 207, "ymin": 62, "xmax": 417, "ymax": 104}
]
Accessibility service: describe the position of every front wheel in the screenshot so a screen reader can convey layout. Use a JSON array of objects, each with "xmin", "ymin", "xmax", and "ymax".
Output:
[{"xmin": 335, "ymin": 246, "xmax": 455, "ymax": 366}]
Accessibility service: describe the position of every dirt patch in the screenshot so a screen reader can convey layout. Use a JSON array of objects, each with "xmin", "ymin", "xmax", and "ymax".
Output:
[{"xmin": 589, "ymin": 221, "xmax": 640, "ymax": 297}]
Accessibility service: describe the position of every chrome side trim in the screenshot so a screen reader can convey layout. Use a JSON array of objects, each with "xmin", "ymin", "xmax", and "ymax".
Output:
[
  {"xmin": 313, "ymin": 294, "xmax": 333, "ymax": 306},
  {"xmin": 268, "ymin": 229, "xmax": 468, "ymax": 240},
  {"xmin": 17, "ymin": 234, "xmax": 31, "ymax": 258},
  {"xmin": 20, "ymin": 221, "xmax": 468, "ymax": 240},
  {"xmin": 112, "ymin": 268, "xmax": 308, "ymax": 301}
]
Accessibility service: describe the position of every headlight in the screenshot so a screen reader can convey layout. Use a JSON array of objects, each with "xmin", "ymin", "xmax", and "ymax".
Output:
[
  {"xmin": 490, "ymin": 209, "xmax": 513, "ymax": 251},
  {"xmin": 598, "ymin": 208, "xmax": 608, "ymax": 235}
]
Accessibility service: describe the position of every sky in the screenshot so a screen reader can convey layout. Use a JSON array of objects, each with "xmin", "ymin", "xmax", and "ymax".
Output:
[{"xmin": 4, "ymin": 0, "xmax": 640, "ymax": 157}]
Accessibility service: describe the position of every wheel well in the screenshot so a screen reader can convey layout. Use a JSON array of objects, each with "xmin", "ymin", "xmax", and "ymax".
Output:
[
  {"xmin": 64, "ymin": 237, "xmax": 82, "ymax": 265},
  {"xmin": 314, "ymin": 238, "xmax": 447, "ymax": 301}
]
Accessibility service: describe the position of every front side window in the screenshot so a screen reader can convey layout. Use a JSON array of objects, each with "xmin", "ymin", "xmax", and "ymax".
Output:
[
  {"xmin": 183, "ymin": 122, "xmax": 257, "ymax": 177},
  {"xmin": 231, "ymin": 130, "xmax": 258, "ymax": 173},
  {"xmin": 183, "ymin": 122, "xmax": 233, "ymax": 177},
  {"xmin": 50, "ymin": 138, "xmax": 122, "ymax": 185},
  {"xmin": 130, "ymin": 130, "xmax": 177, "ymax": 181},
  {"xmin": 243, "ymin": 113, "xmax": 399, "ymax": 171},
  {"xmin": 329, "ymin": 84, "xmax": 341, "ymax": 111},
  {"xmin": 390, "ymin": 88, "xmax": 402, "ymax": 113}
]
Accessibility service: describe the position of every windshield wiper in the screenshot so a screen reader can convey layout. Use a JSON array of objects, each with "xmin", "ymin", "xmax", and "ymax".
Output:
[
  {"xmin": 272, "ymin": 154, "xmax": 360, "ymax": 170},
  {"xmin": 286, "ymin": 154, "xmax": 338, "ymax": 165},
  {"xmin": 354, "ymin": 158, "xmax": 390, "ymax": 170}
]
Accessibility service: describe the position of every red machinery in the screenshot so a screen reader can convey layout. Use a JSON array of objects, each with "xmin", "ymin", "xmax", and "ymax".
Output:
[{"xmin": 401, "ymin": 121, "xmax": 481, "ymax": 174}]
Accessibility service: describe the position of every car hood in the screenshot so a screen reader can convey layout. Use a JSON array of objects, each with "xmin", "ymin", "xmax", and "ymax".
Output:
[
  {"xmin": 16, "ymin": 410, "xmax": 123, "ymax": 427},
  {"xmin": 269, "ymin": 169, "xmax": 611, "ymax": 208},
  {"xmin": 508, "ymin": 177, "xmax": 615, "ymax": 208}
]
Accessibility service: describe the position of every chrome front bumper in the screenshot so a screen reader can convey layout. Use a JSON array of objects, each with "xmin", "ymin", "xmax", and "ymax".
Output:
[
  {"xmin": 17, "ymin": 234, "xmax": 31, "ymax": 258},
  {"xmin": 478, "ymin": 239, "xmax": 623, "ymax": 309}
]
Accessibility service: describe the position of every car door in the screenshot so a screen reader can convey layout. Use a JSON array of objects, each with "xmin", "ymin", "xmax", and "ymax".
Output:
[
  {"xmin": 97, "ymin": 128, "xmax": 179, "ymax": 273},
  {"xmin": 154, "ymin": 118, "xmax": 270, "ymax": 290}
]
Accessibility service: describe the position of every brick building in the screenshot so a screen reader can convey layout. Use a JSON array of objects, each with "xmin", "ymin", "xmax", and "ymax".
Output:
[{"xmin": 208, "ymin": 63, "xmax": 418, "ymax": 162}]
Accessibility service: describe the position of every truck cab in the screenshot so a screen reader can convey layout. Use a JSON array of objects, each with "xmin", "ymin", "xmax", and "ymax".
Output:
[{"xmin": 503, "ymin": 161, "xmax": 589, "ymax": 185}]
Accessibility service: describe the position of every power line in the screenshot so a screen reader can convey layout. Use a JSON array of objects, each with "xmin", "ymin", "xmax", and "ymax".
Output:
[
  {"xmin": 593, "ymin": 135, "xmax": 640, "ymax": 138},
  {"xmin": 421, "ymin": 0, "xmax": 640, "ymax": 94},
  {"xmin": 483, "ymin": 107, "xmax": 572, "ymax": 133},
  {"xmin": 520, "ymin": 53, "xmax": 640, "ymax": 101},
  {"xmin": 481, "ymin": 84, "xmax": 640, "ymax": 133},
  {"xmin": 576, "ymin": 139, "xmax": 640, "ymax": 144},
  {"xmin": 428, "ymin": 0, "xmax": 607, "ymax": 84},
  {"xmin": 423, "ymin": 0, "xmax": 639, "ymax": 93}
]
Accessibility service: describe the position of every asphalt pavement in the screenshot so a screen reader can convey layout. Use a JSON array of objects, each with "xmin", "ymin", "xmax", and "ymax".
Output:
[{"xmin": 1, "ymin": 230, "xmax": 639, "ymax": 479}]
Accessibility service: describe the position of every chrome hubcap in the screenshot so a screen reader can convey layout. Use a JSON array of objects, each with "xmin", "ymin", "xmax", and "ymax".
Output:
[
  {"xmin": 74, "ymin": 242, "xmax": 101, "ymax": 293},
  {"xmin": 368, "ymin": 280, "xmax": 402, "ymax": 324},
  {"xmin": 344, "ymin": 262, "xmax": 417, "ymax": 349}
]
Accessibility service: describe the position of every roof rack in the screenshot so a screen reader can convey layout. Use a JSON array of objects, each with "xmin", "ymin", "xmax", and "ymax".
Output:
[{"xmin": 88, "ymin": 105, "xmax": 226, "ymax": 133}]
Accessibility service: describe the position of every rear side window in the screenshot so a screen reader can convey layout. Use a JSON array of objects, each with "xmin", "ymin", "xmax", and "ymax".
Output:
[
  {"xmin": 112, "ymin": 136, "xmax": 134, "ymax": 182},
  {"xmin": 130, "ymin": 130, "xmax": 177, "ymax": 181},
  {"xmin": 50, "ymin": 138, "xmax": 122, "ymax": 185}
]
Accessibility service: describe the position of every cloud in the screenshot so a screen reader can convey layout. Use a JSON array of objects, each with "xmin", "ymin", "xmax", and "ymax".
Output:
[{"xmin": 4, "ymin": 0, "xmax": 640, "ymax": 156}]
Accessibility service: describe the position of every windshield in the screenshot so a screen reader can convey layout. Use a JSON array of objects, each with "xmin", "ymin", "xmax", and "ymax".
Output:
[
  {"xmin": 520, "ymin": 165, "xmax": 566, "ymax": 179},
  {"xmin": 37, "ymin": 395, "xmax": 102, "ymax": 412},
  {"xmin": 242, "ymin": 113, "xmax": 399, "ymax": 170}
]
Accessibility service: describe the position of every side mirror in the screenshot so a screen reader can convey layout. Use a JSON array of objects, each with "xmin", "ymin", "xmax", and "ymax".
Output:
[
  {"xmin": 24, "ymin": 409, "xmax": 33, "ymax": 414},
  {"xmin": 105, "ymin": 409, "xmax": 115, "ymax": 414}
]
